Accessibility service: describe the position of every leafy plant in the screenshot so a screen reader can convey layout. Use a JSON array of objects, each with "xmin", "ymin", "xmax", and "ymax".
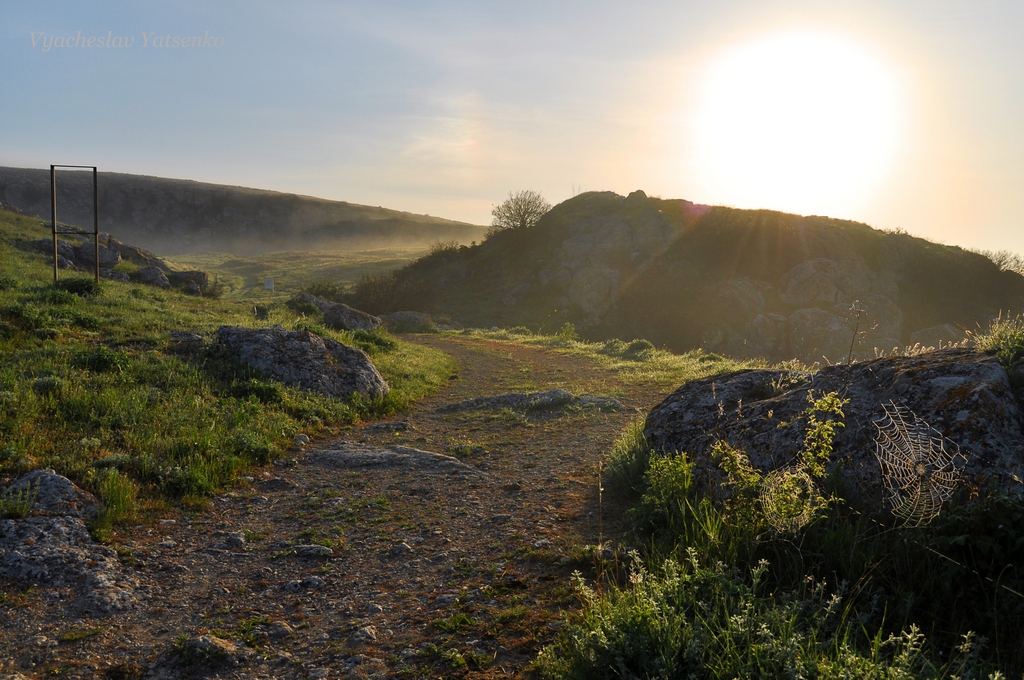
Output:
[
  {"xmin": 0, "ymin": 484, "xmax": 36, "ymax": 518},
  {"xmin": 56, "ymin": 277, "xmax": 102, "ymax": 297}
]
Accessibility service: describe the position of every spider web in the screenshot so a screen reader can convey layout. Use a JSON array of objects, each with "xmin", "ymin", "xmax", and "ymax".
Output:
[
  {"xmin": 759, "ymin": 466, "xmax": 820, "ymax": 533},
  {"xmin": 873, "ymin": 400, "xmax": 968, "ymax": 526}
]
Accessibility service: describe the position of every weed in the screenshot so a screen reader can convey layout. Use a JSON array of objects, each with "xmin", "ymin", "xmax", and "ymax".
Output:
[
  {"xmin": 432, "ymin": 611, "xmax": 477, "ymax": 634},
  {"xmin": 0, "ymin": 484, "xmax": 36, "ymax": 519},
  {"xmin": 59, "ymin": 625, "xmax": 104, "ymax": 642},
  {"xmin": 56, "ymin": 277, "xmax": 102, "ymax": 297}
]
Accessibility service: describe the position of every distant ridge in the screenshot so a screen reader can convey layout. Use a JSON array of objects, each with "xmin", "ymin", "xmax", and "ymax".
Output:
[{"xmin": 0, "ymin": 167, "xmax": 486, "ymax": 255}]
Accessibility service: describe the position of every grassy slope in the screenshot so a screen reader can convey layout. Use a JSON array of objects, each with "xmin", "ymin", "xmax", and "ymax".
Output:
[{"xmin": 0, "ymin": 208, "xmax": 454, "ymax": 531}]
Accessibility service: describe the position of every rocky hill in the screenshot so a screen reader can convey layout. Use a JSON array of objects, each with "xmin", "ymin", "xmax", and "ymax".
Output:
[
  {"xmin": 0, "ymin": 167, "xmax": 486, "ymax": 255},
  {"xmin": 352, "ymin": 190, "xmax": 1024, "ymax": 363}
]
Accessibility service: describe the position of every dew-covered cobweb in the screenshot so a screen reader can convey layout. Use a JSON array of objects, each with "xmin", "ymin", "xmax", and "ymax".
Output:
[{"xmin": 873, "ymin": 400, "xmax": 967, "ymax": 526}]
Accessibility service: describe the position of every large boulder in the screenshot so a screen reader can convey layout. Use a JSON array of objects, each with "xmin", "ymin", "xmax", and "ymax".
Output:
[
  {"xmin": 288, "ymin": 293, "xmax": 382, "ymax": 331},
  {"xmin": 105, "ymin": 237, "xmax": 170, "ymax": 270},
  {"xmin": 644, "ymin": 348, "xmax": 1024, "ymax": 506},
  {"xmin": 74, "ymin": 242, "xmax": 121, "ymax": 268},
  {"xmin": 135, "ymin": 266, "xmax": 170, "ymax": 289},
  {"xmin": 1, "ymin": 469, "xmax": 99, "ymax": 521},
  {"xmin": 216, "ymin": 326, "xmax": 389, "ymax": 400},
  {"xmin": 0, "ymin": 471, "xmax": 134, "ymax": 614}
]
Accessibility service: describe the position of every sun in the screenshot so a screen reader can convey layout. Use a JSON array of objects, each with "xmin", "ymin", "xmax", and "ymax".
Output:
[{"xmin": 690, "ymin": 32, "xmax": 902, "ymax": 217}]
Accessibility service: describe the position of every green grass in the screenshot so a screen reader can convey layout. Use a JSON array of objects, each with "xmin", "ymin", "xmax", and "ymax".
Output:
[{"xmin": 0, "ymin": 208, "xmax": 454, "ymax": 531}]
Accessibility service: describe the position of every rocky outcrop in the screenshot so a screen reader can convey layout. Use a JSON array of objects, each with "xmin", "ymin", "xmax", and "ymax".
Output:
[
  {"xmin": 644, "ymin": 348, "xmax": 1024, "ymax": 506},
  {"xmin": 166, "ymin": 270, "xmax": 209, "ymax": 288},
  {"xmin": 0, "ymin": 471, "xmax": 135, "ymax": 614},
  {"xmin": 216, "ymin": 326, "xmax": 389, "ymax": 400},
  {"xmin": 536, "ymin": 191, "xmax": 689, "ymax": 325},
  {"xmin": 288, "ymin": 293, "xmax": 382, "ymax": 331}
]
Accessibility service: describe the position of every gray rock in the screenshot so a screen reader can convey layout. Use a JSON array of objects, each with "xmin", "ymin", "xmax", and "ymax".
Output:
[
  {"xmin": 644, "ymin": 348, "xmax": 1024, "ymax": 506},
  {"xmin": 216, "ymin": 326, "xmax": 389, "ymax": 400},
  {"xmin": 268, "ymin": 620, "xmax": 294, "ymax": 638},
  {"xmin": 503, "ymin": 282, "xmax": 532, "ymax": 307},
  {"xmin": 345, "ymin": 625, "xmax": 378, "ymax": 648},
  {"xmin": 323, "ymin": 302, "xmax": 382, "ymax": 332},
  {"xmin": 105, "ymin": 237, "xmax": 170, "ymax": 270},
  {"xmin": 292, "ymin": 544, "xmax": 333, "ymax": 558},
  {"xmin": 99, "ymin": 268, "xmax": 130, "ymax": 283},
  {"xmin": 310, "ymin": 442, "xmax": 484, "ymax": 477},
  {"xmin": 778, "ymin": 258, "xmax": 845, "ymax": 307},
  {"xmin": 2, "ymin": 469, "xmax": 99, "ymax": 520},
  {"xmin": 379, "ymin": 311, "xmax": 437, "ymax": 333},
  {"xmin": 169, "ymin": 330, "xmax": 204, "ymax": 345},
  {"xmin": 388, "ymin": 542, "xmax": 414, "ymax": 558},
  {"xmin": 288, "ymin": 293, "xmax": 382, "ymax": 331},
  {"xmin": 35, "ymin": 238, "xmax": 77, "ymax": 261},
  {"xmin": 57, "ymin": 255, "xmax": 77, "ymax": 270},
  {"xmin": 179, "ymin": 634, "xmax": 251, "ymax": 666},
  {"xmin": 0, "ymin": 516, "xmax": 135, "ymax": 614},
  {"xmin": 135, "ymin": 265, "xmax": 170, "ymax": 288},
  {"xmin": 182, "ymin": 283, "xmax": 202, "ymax": 296},
  {"xmin": 74, "ymin": 242, "xmax": 121, "ymax": 268}
]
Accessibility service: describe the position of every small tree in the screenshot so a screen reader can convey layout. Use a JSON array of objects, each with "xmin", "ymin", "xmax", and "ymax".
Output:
[{"xmin": 489, "ymin": 190, "xmax": 551, "ymax": 234}]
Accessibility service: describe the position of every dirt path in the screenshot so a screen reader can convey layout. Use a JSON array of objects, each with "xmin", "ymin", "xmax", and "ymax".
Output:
[{"xmin": 1, "ymin": 335, "xmax": 674, "ymax": 679}]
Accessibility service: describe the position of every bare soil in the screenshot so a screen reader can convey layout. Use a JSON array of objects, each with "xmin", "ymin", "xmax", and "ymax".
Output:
[{"xmin": 0, "ymin": 335, "xmax": 676, "ymax": 679}]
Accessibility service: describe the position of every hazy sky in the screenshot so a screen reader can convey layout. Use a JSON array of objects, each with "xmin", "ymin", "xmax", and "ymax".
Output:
[{"xmin": 2, "ymin": 1, "xmax": 1023, "ymax": 254}]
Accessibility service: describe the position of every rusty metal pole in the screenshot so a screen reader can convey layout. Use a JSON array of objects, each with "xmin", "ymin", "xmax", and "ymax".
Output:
[
  {"xmin": 51, "ymin": 165, "xmax": 58, "ymax": 283},
  {"xmin": 93, "ymin": 167, "xmax": 99, "ymax": 283}
]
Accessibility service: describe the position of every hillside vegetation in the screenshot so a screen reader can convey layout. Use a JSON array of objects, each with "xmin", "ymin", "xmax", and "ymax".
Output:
[
  {"xmin": 0, "ymin": 167, "xmax": 486, "ymax": 255},
  {"xmin": 350, "ymin": 191, "xmax": 1024, "ymax": 363},
  {"xmin": 0, "ymin": 207, "xmax": 454, "ymax": 533}
]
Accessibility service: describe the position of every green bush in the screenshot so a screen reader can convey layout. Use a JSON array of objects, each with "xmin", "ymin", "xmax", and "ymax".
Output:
[
  {"xmin": 351, "ymin": 329, "xmax": 398, "ymax": 353},
  {"xmin": 73, "ymin": 345, "xmax": 130, "ymax": 373},
  {"xmin": 43, "ymin": 288, "xmax": 80, "ymax": 306},
  {"xmin": 1, "ymin": 302, "xmax": 46, "ymax": 331},
  {"xmin": 603, "ymin": 418, "xmax": 653, "ymax": 500},
  {"xmin": 56, "ymin": 277, "xmax": 102, "ymax": 297},
  {"xmin": 231, "ymin": 378, "xmax": 283, "ymax": 403},
  {"xmin": 623, "ymin": 338, "xmax": 656, "ymax": 359},
  {"xmin": 0, "ymin": 274, "xmax": 19, "ymax": 291}
]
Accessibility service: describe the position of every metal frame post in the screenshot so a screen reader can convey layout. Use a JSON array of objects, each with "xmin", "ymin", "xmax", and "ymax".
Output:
[{"xmin": 49, "ymin": 164, "xmax": 99, "ymax": 283}]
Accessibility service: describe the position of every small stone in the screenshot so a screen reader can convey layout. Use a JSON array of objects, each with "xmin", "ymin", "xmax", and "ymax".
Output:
[
  {"xmin": 157, "ymin": 539, "xmax": 177, "ymax": 549},
  {"xmin": 490, "ymin": 514, "xmax": 511, "ymax": 524},
  {"xmin": 295, "ymin": 433, "xmax": 310, "ymax": 446},
  {"xmin": 225, "ymin": 533, "xmax": 246, "ymax": 549},
  {"xmin": 301, "ymin": 576, "xmax": 325, "ymax": 589},
  {"xmin": 345, "ymin": 625, "xmax": 377, "ymax": 648},
  {"xmin": 533, "ymin": 539, "xmax": 551, "ymax": 548},
  {"xmin": 268, "ymin": 620, "xmax": 294, "ymax": 638},
  {"xmin": 293, "ymin": 544, "xmax": 333, "ymax": 558},
  {"xmin": 388, "ymin": 542, "xmax": 413, "ymax": 558},
  {"xmin": 434, "ymin": 593, "xmax": 458, "ymax": 606},
  {"xmin": 367, "ymin": 603, "xmax": 384, "ymax": 614}
]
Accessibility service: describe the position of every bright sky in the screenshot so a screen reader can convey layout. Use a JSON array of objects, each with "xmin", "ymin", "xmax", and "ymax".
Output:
[{"xmin": 2, "ymin": 1, "xmax": 1023, "ymax": 254}]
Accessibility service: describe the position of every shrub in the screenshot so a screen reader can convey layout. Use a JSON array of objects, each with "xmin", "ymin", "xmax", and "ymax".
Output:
[
  {"xmin": 56, "ymin": 277, "xmax": 102, "ymax": 297},
  {"xmin": 0, "ymin": 274, "xmax": 18, "ymax": 291},
  {"xmin": 73, "ymin": 345, "xmax": 130, "ymax": 373},
  {"xmin": 231, "ymin": 378, "xmax": 283, "ymax": 403},
  {"xmin": 556, "ymin": 322, "xmax": 579, "ymax": 342},
  {"xmin": 603, "ymin": 418, "xmax": 653, "ymax": 500},
  {"xmin": 92, "ymin": 469, "xmax": 136, "ymax": 531},
  {"xmin": 0, "ymin": 483, "xmax": 36, "ymax": 519},
  {"xmin": 43, "ymin": 288, "xmax": 80, "ymax": 306},
  {"xmin": 351, "ymin": 329, "xmax": 397, "ymax": 353},
  {"xmin": 1, "ymin": 302, "xmax": 46, "ymax": 330},
  {"xmin": 301, "ymin": 279, "xmax": 346, "ymax": 302},
  {"xmin": 623, "ymin": 338, "xmax": 655, "ymax": 359}
]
